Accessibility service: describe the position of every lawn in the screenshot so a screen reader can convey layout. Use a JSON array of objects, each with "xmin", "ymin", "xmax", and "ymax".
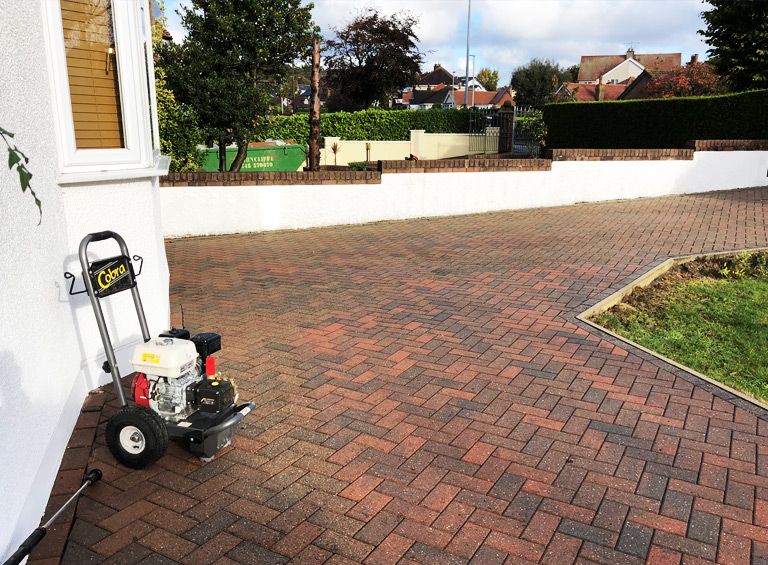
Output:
[{"xmin": 593, "ymin": 252, "xmax": 768, "ymax": 402}]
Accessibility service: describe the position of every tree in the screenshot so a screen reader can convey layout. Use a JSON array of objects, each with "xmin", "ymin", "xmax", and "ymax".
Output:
[
  {"xmin": 156, "ymin": 0, "xmax": 315, "ymax": 172},
  {"xmin": 699, "ymin": 0, "xmax": 768, "ymax": 91},
  {"xmin": 156, "ymin": 69, "xmax": 204, "ymax": 171},
  {"xmin": 510, "ymin": 58, "xmax": 569, "ymax": 108},
  {"xmin": 564, "ymin": 64, "xmax": 580, "ymax": 82},
  {"xmin": 476, "ymin": 67, "xmax": 499, "ymax": 91},
  {"xmin": 324, "ymin": 9, "xmax": 424, "ymax": 111},
  {"xmin": 151, "ymin": 3, "xmax": 203, "ymax": 171},
  {"xmin": 646, "ymin": 62, "xmax": 726, "ymax": 98}
]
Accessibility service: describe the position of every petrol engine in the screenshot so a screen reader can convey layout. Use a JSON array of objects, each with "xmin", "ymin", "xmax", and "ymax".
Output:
[{"xmin": 130, "ymin": 332, "xmax": 235, "ymax": 423}]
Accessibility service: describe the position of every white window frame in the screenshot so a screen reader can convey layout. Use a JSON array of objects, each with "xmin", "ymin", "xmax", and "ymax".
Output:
[{"xmin": 43, "ymin": 0, "xmax": 165, "ymax": 182}]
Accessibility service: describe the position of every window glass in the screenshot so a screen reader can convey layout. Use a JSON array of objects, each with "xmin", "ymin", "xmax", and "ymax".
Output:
[{"xmin": 61, "ymin": 0, "xmax": 125, "ymax": 149}]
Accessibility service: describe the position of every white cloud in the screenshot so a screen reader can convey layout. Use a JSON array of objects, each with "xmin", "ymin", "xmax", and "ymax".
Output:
[{"xmin": 163, "ymin": 0, "xmax": 711, "ymax": 86}]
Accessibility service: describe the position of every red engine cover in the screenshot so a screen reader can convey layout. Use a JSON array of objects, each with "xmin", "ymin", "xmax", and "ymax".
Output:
[{"xmin": 132, "ymin": 373, "xmax": 150, "ymax": 407}]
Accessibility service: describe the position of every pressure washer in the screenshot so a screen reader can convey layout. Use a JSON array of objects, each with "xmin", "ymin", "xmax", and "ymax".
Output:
[{"xmin": 65, "ymin": 231, "xmax": 254, "ymax": 468}]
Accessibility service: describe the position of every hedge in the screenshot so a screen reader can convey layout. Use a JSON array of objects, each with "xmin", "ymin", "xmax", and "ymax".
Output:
[
  {"xmin": 257, "ymin": 108, "xmax": 472, "ymax": 145},
  {"xmin": 543, "ymin": 89, "xmax": 768, "ymax": 149}
]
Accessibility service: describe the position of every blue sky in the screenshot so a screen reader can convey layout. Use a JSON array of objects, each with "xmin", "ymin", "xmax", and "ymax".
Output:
[{"xmin": 163, "ymin": 0, "xmax": 711, "ymax": 84}]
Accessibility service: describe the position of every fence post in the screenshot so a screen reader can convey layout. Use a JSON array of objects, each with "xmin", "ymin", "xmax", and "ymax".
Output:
[
  {"xmin": 498, "ymin": 108, "xmax": 515, "ymax": 154},
  {"xmin": 410, "ymin": 129, "xmax": 425, "ymax": 159}
]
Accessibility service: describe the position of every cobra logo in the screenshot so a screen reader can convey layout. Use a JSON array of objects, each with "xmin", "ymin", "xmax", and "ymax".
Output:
[{"xmin": 97, "ymin": 263, "xmax": 127, "ymax": 289}]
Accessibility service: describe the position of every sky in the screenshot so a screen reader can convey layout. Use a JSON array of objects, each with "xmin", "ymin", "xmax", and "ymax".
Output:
[{"xmin": 163, "ymin": 0, "xmax": 712, "ymax": 85}]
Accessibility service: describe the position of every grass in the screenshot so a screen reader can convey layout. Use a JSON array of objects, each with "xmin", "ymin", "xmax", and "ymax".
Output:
[{"xmin": 593, "ymin": 252, "xmax": 768, "ymax": 402}]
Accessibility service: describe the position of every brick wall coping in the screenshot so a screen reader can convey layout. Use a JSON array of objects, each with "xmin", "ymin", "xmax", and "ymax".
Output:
[
  {"xmin": 687, "ymin": 139, "xmax": 768, "ymax": 151},
  {"xmin": 377, "ymin": 158, "xmax": 552, "ymax": 173},
  {"xmin": 548, "ymin": 148, "xmax": 694, "ymax": 161},
  {"xmin": 162, "ymin": 170, "xmax": 381, "ymax": 187}
]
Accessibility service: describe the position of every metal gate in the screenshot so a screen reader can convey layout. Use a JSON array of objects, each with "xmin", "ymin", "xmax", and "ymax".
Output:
[
  {"xmin": 468, "ymin": 106, "xmax": 539, "ymax": 157},
  {"xmin": 468, "ymin": 108, "xmax": 500, "ymax": 155}
]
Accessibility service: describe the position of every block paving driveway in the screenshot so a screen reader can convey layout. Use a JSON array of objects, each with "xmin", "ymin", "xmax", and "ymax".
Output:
[{"xmin": 63, "ymin": 187, "xmax": 768, "ymax": 564}]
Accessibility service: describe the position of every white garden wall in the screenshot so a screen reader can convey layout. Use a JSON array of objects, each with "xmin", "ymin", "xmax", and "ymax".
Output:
[
  {"xmin": 161, "ymin": 151, "xmax": 768, "ymax": 238},
  {"xmin": 321, "ymin": 138, "xmax": 410, "ymax": 165},
  {"xmin": 0, "ymin": 2, "xmax": 169, "ymax": 557},
  {"xmin": 319, "ymin": 129, "xmax": 495, "ymax": 166}
]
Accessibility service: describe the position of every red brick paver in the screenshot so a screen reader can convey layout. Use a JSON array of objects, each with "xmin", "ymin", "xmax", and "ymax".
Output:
[{"xmin": 50, "ymin": 187, "xmax": 768, "ymax": 564}]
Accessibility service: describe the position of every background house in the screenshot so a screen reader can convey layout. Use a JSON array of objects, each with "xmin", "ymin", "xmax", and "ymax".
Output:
[
  {"xmin": 415, "ymin": 64, "xmax": 455, "ymax": 90},
  {"xmin": 0, "ymin": 0, "xmax": 169, "ymax": 557},
  {"xmin": 578, "ymin": 49, "xmax": 681, "ymax": 85},
  {"xmin": 553, "ymin": 77, "xmax": 630, "ymax": 101},
  {"xmin": 456, "ymin": 76, "xmax": 487, "ymax": 91},
  {"xmin": 553, "ymin": 49, "xmax": 684, "ymax": 101},
  {"xmin": 618, "ymin": 54, "xmax": 702, "ymax": 100},
  {"xmin": 404, "ymin": 85, "xmax": 515, "ymax": 109},
  {"xmin": 444, "ymin": 87, "xmax": 516, "ymax": 109}
]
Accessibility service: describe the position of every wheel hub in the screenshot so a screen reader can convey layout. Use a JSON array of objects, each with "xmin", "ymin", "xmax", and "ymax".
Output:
[{"xmin": 119, "ymin": 425, "xmax": 145, "ymax": 453}]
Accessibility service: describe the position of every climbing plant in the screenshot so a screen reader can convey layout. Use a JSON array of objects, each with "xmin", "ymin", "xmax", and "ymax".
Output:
[{"xmin": 1, "ymin": 126, "xmax": 41, "ymax": 223}]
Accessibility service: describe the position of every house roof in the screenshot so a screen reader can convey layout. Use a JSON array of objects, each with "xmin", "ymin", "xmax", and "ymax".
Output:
[
  {"xmin": 410, "ymin": 88, "xmax": 450, "ymax": 106},
  {"xmin": 418, "ymin": 64, "xmax": 455, "ymax": 86},
  {"xmin": 448, "ymin": 87, "xmax": 515, "ymax": 107},
  {"xmin": 559, "ymin": 82, "xmax": 627, "ymax": 101},
  {"xmin": 577, "ymin": 52, "xmax": 681, "ymax": 82}
]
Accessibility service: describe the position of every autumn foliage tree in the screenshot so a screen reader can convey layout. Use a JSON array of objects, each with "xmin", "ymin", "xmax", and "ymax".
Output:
[
  {"xmin": 476, "ymin": 67, "xmax": 499, "ymax": 91},
  {"xmin": 646, "ymin": 62, "xmax": 726, "ymax": 98},
  {"xmin": 324, "ymin": 9, "xmax": 424, "ymax": 111}
]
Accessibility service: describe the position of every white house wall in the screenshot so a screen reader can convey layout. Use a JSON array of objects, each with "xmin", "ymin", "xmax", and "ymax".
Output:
[
  {"xmin": 0, "ymin": 1, "xmax": 169, "ymax": 557},
  {"xmin": 160, "ymin": 152, "xmax": 768, "ymax": 238},
  {"xmin": 601, "ymin": 58, "xmax": 645, "ymax": 84}
]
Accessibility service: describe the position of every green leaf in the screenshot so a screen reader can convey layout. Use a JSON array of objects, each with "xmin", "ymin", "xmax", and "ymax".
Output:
[
  {"xmin": 8, "ymin": 147, "xmax": 21, "ymax": 169},
  {"xmin": 17, "ymin": 166, "xmax": 32, "ymax": 191}
]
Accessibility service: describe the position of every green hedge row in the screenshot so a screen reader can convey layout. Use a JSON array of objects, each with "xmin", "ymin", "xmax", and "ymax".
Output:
[
  {"xmin": 258, "ymin": 108, "xmax": 472, "ymax": 145},
  {"xmin": 543, "ymin": 89, "xmax": 768, "ymax": 149}
]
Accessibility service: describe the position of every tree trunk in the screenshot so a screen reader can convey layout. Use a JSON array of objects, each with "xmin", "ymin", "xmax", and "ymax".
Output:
[
  {"xmin": 308, "ymin": 37, "xmax": 321, "ymax": 171},
  {"xmin": 218, "ymin": 131, "xmax": 227, "ymax": 172},
  {"xmin": 229, "ymin": 139, "xmax": 248, "ymax": 172}
]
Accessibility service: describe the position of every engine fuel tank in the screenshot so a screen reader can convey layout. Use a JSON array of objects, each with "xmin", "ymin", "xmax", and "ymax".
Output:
[{"xmin": 131, "ymin": 337, "xmax": 197, "ymax": 379}]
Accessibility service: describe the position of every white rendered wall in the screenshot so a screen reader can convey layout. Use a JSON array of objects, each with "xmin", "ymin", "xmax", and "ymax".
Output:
[
  {"xmin": 317, "ymin": 131, "xmax": 495, "ymax": 167},
  {"xmin": 321, "ymin": 138, "xmax": 411, "ymax": 166},
  {"xmin": 161, "ymin": 151, "xmax": 768, "ymax": 238},
  {"xmin": 602, "ymin": 58, "xmax": 645, "ymax": 84},
  {"xmin": 0, "ymin": 1, "xmax": 169, "ymax": 557}
]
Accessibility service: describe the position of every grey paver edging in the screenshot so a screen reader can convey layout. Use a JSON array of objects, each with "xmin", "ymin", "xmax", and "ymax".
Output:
[{"xmin": 577, "ymin": 247, "xmax": 768, "ymax": 412}]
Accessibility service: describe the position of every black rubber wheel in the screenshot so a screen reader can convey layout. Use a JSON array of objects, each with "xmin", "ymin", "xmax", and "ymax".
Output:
[{"xmin": 106, "ymin": 406, "xmax": 168, "ymax": 469}]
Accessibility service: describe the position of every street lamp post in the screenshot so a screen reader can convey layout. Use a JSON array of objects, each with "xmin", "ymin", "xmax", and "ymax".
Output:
[
  {"xmin": 451, "ymin": 72, "xmax": 457, "ymax": 109},
  {"xmin": 464, "ymin": 0, "xmax": 471, "ymax": 107},
  {"xmin": 470, "ymin": 54, "xmax": 476, "ymax": 107}
]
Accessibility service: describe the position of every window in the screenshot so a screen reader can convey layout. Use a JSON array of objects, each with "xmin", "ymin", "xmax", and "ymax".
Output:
[{"xmin": 44, "ymin": 0, "xmax": 166, "ymax": 181}]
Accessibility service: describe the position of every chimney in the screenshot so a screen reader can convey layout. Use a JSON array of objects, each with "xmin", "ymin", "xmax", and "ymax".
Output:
[
  {"xmin": 626, "ymin": 48, "xmax": 635, "ymax": 60},
  {"xmin": 434, "ymin": 64, "xmax": 440, "ymax": 71},
  {"xmin": 597, "ymin": 75, "xmax": 605, "ymax": 101},
  {"xmin": 689, "ymin": 54, "xmax": 699, "ymax": 65}
]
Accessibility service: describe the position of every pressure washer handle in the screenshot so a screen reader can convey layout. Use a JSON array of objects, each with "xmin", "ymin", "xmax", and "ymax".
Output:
[
  {"xmin": 3, "ymin": 528, "xmax": 46, "ymax": 565},
  {"xmin": 87, "ymin": 230, "xmax": 118, "ymax": 243}
]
